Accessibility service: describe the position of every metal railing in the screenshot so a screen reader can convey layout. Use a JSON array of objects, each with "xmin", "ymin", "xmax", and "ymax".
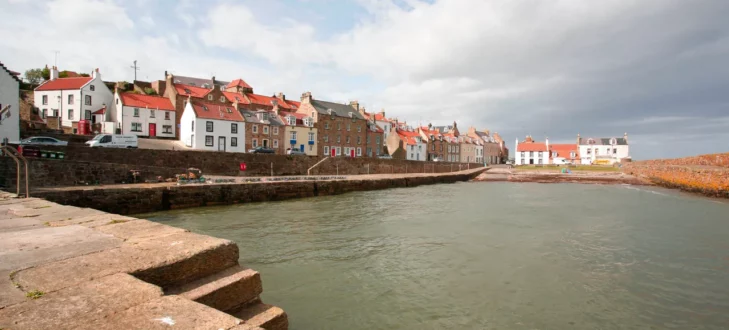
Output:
[
  {"xmin": 1, "ymin": 146, "xmax": 29, "ymax": 198},
  {"xmin": 307, "ymin": 157, "xmax": 330, "ymax": 175}
]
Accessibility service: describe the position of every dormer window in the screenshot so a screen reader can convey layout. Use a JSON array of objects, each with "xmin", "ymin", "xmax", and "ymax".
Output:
[
  {"xmin": 287, "ymin": 116, "xmax": 296, "ymax": 126},
  {"xmin": 304, "ymin": 118, "xmax": 313, "ymax": 127},
  {"xmin": 219, "ymin": 85, "xmax": 225, "ymax": 91},
  {"xmin": 262, "ymin": 113, "xmax": 268, "ymax": 120},
  {"xmin": 203, "ymin": 106, "xmax": 209, "ymax": 111},
  {"xmin": 610, "ymin": 138, "xmax": 617, "ymax": 145},
  {"xmin": 587, "ymin": 138, "xmax": 595, "ymax": 145},
  {"xmin": 184, "ymin": 88, "xmax": 191, "ymax": 94},
  {"xmin": 235, "ymin": 96, "xmax": 241, "ymax": 102},
  {"xmin": 207, "ymin": 95, "xmax": 213, "ymax": 101},
  {"xmin": 220, "ymin": 96, "xmax": 225, "ymax": 102},
  {"xmin": 203, "ymin": 83, "xmax": 210, "ymax": 88},
  {"xmin": 174, "ymin": 79, "xmax": 181, "ymax": 83},
  {"xmin": 226, "ymin": 107, "xmax": 232, "ymax": 113}
]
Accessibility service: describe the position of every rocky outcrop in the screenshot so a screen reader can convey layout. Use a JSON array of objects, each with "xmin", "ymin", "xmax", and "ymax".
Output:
[{"xmin": 623, "ymin": 156, "xmax": 729, "ymax": 198}]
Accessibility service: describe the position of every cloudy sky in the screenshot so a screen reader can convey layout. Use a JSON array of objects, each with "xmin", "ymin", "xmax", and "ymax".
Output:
[{"xmin": 2, "ymin": 0, "xmax": 728, "ymax": 159}]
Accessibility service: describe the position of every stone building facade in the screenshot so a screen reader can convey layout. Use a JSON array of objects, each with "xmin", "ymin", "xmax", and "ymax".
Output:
[{"xmin": 295, "ymin": 92, "xmax": 368, "ymax": 157}]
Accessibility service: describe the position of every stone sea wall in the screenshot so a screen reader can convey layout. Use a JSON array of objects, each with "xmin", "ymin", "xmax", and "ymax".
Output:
[
  {"xmin": 623, "ymin": 153, "xmax": 729, "ymax": 198},
  {"xmin": 33, "ymin": 169, "xmax": 484, "ymax": 215}
]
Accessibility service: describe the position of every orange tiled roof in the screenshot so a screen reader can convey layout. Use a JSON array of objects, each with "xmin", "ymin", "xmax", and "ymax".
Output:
[
  {"xmin": 223, "ymin": 91, "xmax": 248, "ymax": 104},
  {"xmin": 247, "ymin": 93, "xmax": 287, "ymax": 109},
  {"xmin": 550, "ymin": 144, "xmax": 579, "ymax": 158},
  {"xmin": 174, "ymin": 84, "xmax": 210, "ymax": 98},
  {"xmin": 517, "ymin": 142, "xmax": 548, "ymax": 152},
  {"xmin": 119, "ymin": 93, "xmax": 175, "ymax": 111},
  {"xmin": 190, "ymin": 101, "xmax": 244, "ymax": 122},
  {"xmin": 226, "ymin": 78, "xmax": 252, "ymax": 89},
  {"xmin": 36, "ymin": 77, "xmax": 92, "ymax": 91}
]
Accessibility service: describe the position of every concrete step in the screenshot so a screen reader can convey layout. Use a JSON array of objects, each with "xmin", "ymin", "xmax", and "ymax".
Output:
[
  {"xmin": 166, "ymin": 265, "xmax": 262, "ymax": 312},
  {"xmin": 15, "ymin": 231, "xmax": 239, "ymax": 293},
  {"xmin": 231, "ymin": 300, "xmax": 289, "ymax": 330}
]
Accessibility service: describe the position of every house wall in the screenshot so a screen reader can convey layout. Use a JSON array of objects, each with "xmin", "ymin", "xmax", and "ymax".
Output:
[
  {"xmin": 515, "ymin": 149, "xmax": 550, "ymax": 165},
  {"xmin": 446, "ymin": 142, "xmax": 459, "ymax": 162},
  {"xmin": 404, "ymin": 141, "xmax": 427, "ymax": 161},
  {"xmin": 0, "ymin": 68, "xmax": 19, "ymax": 143},
  {"xmin": 579, "ymin": 144, "xmax": 630, "ymax": 164},
  {"xmin": 366, "ymin": 130, "xmax": 383, "ymax": 157},
  {"xmin": 283, "ymin": 125, "xmax": 317, "ymax": 156},
  {"xmin": 376, "ymin": 120, "xmax": 392, "ymax": 140},
  {"xmin": 179, "ymin": 103, "xmax": 245, "ymax": 153},
  {"xmin": 34, "ymin": 76, "xmax": 113, "ymax": 132},
  {"xmin": 459, "ymin": 143, "xmax": 477, "ymax": 163},
  {"xmin": 119, "ymin": 105, "xmax": 176, "ymax": 138},
  {"xmin": 245, "ymin": 122, "xmax": 284, "ymax": 153}
]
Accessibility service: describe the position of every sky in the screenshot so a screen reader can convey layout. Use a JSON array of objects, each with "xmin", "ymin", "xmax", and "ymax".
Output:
[{"xmin": 1, "ymin": 0, "xmax": 728, "ymax": 160}]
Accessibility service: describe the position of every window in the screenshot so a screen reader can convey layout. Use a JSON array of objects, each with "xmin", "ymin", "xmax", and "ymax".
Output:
[
  {"xmin": 324, "ymin": 146, "xmax": 330, "ymax": 155},
  {"xmin": 231, "ymin": 137, "xmax": 238, "ymax": 147},
  {"xmin": 411, "ymin": 153, "xmax": 414, "ymax": 159},
  {"xmin": 521, "ymin": 152, "xmax": 525, "ymax": 158},
  {"xmin": 263, "ymin": 126, "xmax": 269, "ymax": 134},
  {"xmin": 357, "ymin": 125, "xmax": 361, "ymax": 132},
  {"xmin": 150, "ymin": 109, "xmax": 155, "ymax": 118},
  {"xmin": 325, "ymin": 122, "xmax": 330, "ymax": 130},
  {"xmin": 116, "ymin": 98, "xmax": 119, "ymax": 104},
  {"xmin": 431, "ymin": 144, "xmax": 435, "ymax": 151},
  {"xmin": 357, "ymin": 136, "xmax": 361, "ymax": 145},
  {"xmin": 410, "ymin": 145, "xmax": 414, "ymax": 151},
  {"xmin": 90, "ymin": 85, "xmax": 95, "ymax": 91},
  {"xmin": 68, "ymin": 95, "xmax": 74, "ymax": 104},
  {"xmin": 220, "ymin": 96, "xmax": 225, "ymax": 102},
  {"xmin": 220, "ymin": 85, "xmax": 225, "ymax": 91},
  {"xmin": 206, "ymin": 121, "xmax": 213, "ymax": 132},
  {"xmin": 357, "ymin": 148, "xmax": 362, "ymax": 156},
  {"xmin": 273, "ymin": 139, "xmax": 278, "ymax": 148},
  {"xmin": 346, "ymin": 136, "xmax": 350, "ymax": 143},
  {"xmin": 308, "ymin": 132, "xmax": 315, "ymax": 142},
  {"xmin": 347, "ymin": 123, "xmax": 351, "ymax": 131},
  {"xmin": 538, "ymin": 151, "xmax": 543, "ymax": 158},
  {"xmin": 304, "ymin": 118, "xmax": 312, "ymax": 127},
  {"xmin": 552, "ymin": 152, "xmax": 557, "ymax": 157},
  {"xmin": 337, "ymin": 122, "xmax": 341, "ymax": 131},
  {"xmin": 273, "ymin": 127, "xmax": 278, "ymax": 135},
  {"xmin": 310, "ymin": 145, "xmax": 313, "ymax": 151},
  {"xmin": 41, "ymin": 109, "xmax": 46, "ymax": 118},
  {"xmin": 205, "ymin": 136, "xmax": 213, "ymax": 146},
  {"xmin": 376, "ymin": 136, "xmax": 380, "ymax": 144},
  {"xmin": 613, "ymin": 148, "xmax": 617, "ymax": 155},
  {"xmin": 323, "ymin": 135, "xmax": 329, "ymax": 142},
  {"xmin": 131, "ymin": 122, "xmax": 142, "ymax": 132},
  {"xmin": 291, "ymin": 131, "xmax": 298, "ymax": 140},
  {"xmin": 85, "ymin": 95, "xmax": 92, "ymax": 105},
  {"xmin": 253, "ymin": 139, "xmax": 258, "ymax": 147},
  {"xmin": 228, "ymin": 123, "xmax": 237, "ymax": 134},
  {"xmin": 287, "ymin": 116, "xmax": 296, "ymax": 126},
  {"xmin": 529, "ymin": 151, "xmax": 534, "ymax": 157},
  {"xmin": 165, "ymin": 112, "xmax": 170, "ymax": 120},
  {"xmin": 84, "ymin": 110, "xmax": 91, "ymax": 120},
  {"xmin": 208, "ymin": 95, "xmax": 213, "ymax": 101},
  {"xmin": 570, "ymin": 152, "xmax": 576, "ymax": 158},
  {"xmin": 587, "ymin": 148, "xmax": 592, "ymax": 155},
  {"xmin": 595, "ymin": 149, "xmax": 600, "ymax": 155},
  {"xmin": 42, "ymin": 95, "xmax": 48, "ymax": 105},
  {"xmin": 192, "ymin": 121, "xmax": 195, "ymax": 132},
  {"xmin": 68, "ymin": 109, "xmax": 73, "ymax": 120},
  {"xmin": 133, "ymin": 108, "xmax": 139, "ymax": 117},
  {"xmin": 337, "ymin": 135, "xmax": 341, "ymax": 143},
  {"xmin": 262, "ymin": 113, "xmax": 268, "ymax": 120},
  {"xmin": 163, "ymin": 125, "xmax": 172, "ymax": 134},
  {"xmin": 367, "ymin": 135, "xmax": 371, "ymax": 143},
  {"xmin": 252, "ymin": 125, "xmax": 258, "ymax": 133}
]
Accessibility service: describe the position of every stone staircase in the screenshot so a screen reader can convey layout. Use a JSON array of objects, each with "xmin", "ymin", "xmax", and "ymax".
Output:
[{"xmin": 0, "ymin": 196, "xmax": 288, "ymax": 329}]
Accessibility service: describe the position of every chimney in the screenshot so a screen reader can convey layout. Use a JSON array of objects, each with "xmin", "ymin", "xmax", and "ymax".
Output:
[
  {"xmin": 428, "ymin": 123, "xmax": 432, "ymax": 129},
  {"xmin": 624, "ymin": 132, "xmax": 628, "ymax": 143},
  {"xmin": 577, "ymin": 133, "xmax": 581, "ymax": 145},
  {"xmin": 350, "ymin": 100, "xmax": 359, "ymax": 112},
  {"xmin": 50, "ymin": 66, "xmax": 59, "ymax": 80},
  {"xmin": 271, "ymin": 99, "xmax": 279, "ymax": 115},
  {"xmin": 546, "ymin": 137, "xmax": 549, "ymax": 151},
  {"xmin": 300, "ymin": 91, "xmax": 312, "ymax": 104},
  {"xmin": 92, "ymin": 68, "xmax": 100, "ymax": 79},
  {"xmin": 276, "ymin": 92, "xmax": 285, "ymax": 101}
]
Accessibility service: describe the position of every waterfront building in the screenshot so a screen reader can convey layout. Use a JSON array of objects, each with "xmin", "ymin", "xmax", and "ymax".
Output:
[
  {"xmin": 179, "ymin": 100, "xmax": 246, "ymax": 152},
  {"xmin": 113, "ymin": 92, "xmax": 176, "ymax": 138},
  {"xmin": 0, "ymin": 61, "xmax": 20, "ymax": 143},
  {"xmin": 296, "ymin": 92, "xmax": 368, "ymax": 157},
  {"xmin": 279, "ymin": 110, "xmax": 317, "ymax": 156},
  {"xmin": 357, "ymin": 107, "xmax": 386, "ymax": 157},
  {"xmin": 492, "ymin": 132, "xmax": 509, "ymax": 164},
  {"xmin": 515, "ymin": 135, "xmax": 550, "ymax": 165},
  {"xmin": 419, "ymin": 125, "xmax": 445, "ymax": 161},
  {"xmin": 444, "ymin": 134, "xmax": 460, "ymax": 163},
  {"xmin": 34, "ymin": 66, "xmax": 113, "ymax": 134},
  {"xmin": 550, "ymin": 143, "xmax": 580, "ymax": 164},
  {"xmin": 577, "ymin": 133, "xmax": 630, "ymax": 165},
  {"xmin": 387, "ymin": 126, "xmax": 427, "ymax": 161},
  {"xmin": 459, "ymin": 136, "xmax": 478, "ymax": 163},
  {"xmin": 467, "ymin": 127, "xmax": 504, "ymax": 165}
]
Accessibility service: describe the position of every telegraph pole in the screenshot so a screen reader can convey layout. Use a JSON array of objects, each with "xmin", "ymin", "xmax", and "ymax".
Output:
[
  {"xmin": 53, "ymin": 51, "xmax": 60, "ymax": 67},
  {"xmin": 130, "ymin": 60, "xmax": 140, "ymax": 81}
]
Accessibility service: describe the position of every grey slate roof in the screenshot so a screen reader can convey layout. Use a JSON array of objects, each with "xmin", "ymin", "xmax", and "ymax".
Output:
[
  {"xmin": 311, "ymin": 100, "xmax": 366, "ymax": 120},
  {"xmin": 239, "ymin": 109, "xmax": 284, "ymax": 126},
  {"xmin": 172, "ymin": 75, "xmax": 229, "ymax": 88},
  {"xmin": 578, "ymin": 137, "xmax": 628, "ymax": 145}
]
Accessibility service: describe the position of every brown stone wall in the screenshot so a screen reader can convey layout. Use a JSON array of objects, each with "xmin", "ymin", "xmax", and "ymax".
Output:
[
  {"xmin": 17, "ymin": 145, "xmax": 481, "ymax": 178},
  {"xmin": 366, "ymin": 130, "xmax": 384, "ymax": 157},
  {"xmin": 0, "ymin": 157, "xmax": 184, "ymax": 190},
  {"xmin": 33, "ymin": 169, "xmax": 484, "ymax": 215}
]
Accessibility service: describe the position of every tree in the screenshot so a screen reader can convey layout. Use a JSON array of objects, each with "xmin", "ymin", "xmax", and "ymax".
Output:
[
  {"xmin": 41, "ymin": 66, "xmax": 50, "ymax": 80},
  {"xmin": 143, "ymin": 87, "xmax": 157, "ymax": 96},
  {"xmin": 24, "ymin": 69, "xmax": 44, "ymax": 85}
]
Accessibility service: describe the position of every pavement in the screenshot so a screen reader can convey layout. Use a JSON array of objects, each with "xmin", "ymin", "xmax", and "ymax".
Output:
[
  {"xmin": 0, "ymin": 191, "xmax": 282, "ymax": 329},
  {"xmin": 137, "ymin": 138, "xmax": 191, "ymax": 151}
]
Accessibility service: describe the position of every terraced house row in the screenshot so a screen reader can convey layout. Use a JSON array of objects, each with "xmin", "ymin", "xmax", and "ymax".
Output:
[{"xmin": 27, "ymin": 66, "xmax": 509, "ymax": 164}]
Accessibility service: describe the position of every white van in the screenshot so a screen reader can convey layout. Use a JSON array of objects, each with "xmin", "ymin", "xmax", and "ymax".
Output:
[{"xmin": 86, "ymin": 134, "xmax": 138, "ymax": 148}]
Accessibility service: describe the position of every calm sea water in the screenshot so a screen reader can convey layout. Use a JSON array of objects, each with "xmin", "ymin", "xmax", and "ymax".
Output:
[{"xmin": 145, "ymin": 182, "xmax": 729, "ymax": 329}]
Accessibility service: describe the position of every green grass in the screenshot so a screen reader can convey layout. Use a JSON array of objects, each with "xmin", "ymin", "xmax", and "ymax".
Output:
[
  {"xmin": 514, "ymin": 165, "xmax": 620, "ymax": 172},
  {"xmin": 107, "ymin": 219, "xmax": 129, "ymax": 225},
  {"xmin": 26, "ymin": 290, "xmax": 44, "ymax": 299}
]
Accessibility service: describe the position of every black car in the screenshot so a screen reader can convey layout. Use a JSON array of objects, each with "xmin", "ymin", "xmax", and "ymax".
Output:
[{"xmin": 248, "ymin": 147, "xmax": 275, "ymax": 154}]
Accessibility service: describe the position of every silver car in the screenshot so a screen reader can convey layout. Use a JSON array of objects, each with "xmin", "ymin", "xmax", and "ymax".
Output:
[{"xmin": 20, "ymin": 136, "xmax": 69, "ymax": 146}]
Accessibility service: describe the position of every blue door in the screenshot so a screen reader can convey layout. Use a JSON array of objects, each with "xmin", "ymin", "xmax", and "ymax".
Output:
[{"xmin": 300, "ymin": 144, "xmax": 305, "ymax": 152}]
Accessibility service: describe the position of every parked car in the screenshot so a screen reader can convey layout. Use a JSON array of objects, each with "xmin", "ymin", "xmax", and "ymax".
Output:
[
  {"xmin": 249, "ymin": 147, "xmax": 275, "ymax": 154},
  {"xmin": 432, "ymin": 157, "xmax": 443, "ymax": 162},
  {"xmin": 286, "ymin": 148, "xmax": 306, "ymax": 156},
  {"xmin": 85, "ymin": 134, "xmax": 138, "ymax": 148},
  {"xmin": 378, "ymin": 154, "xmax": 393, "ymax": 160},
  {"xmin": 19, "ymin": 136, "xmax": 68, "ymax": 146}
]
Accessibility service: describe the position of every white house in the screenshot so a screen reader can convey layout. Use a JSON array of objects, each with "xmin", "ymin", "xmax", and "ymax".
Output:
[
  {"xmin": 0, "ymin": 61, "xmax": 20, "ymax": 143},
  {"xmin": 396, "ymin": 128, "xmax": 427, "ymax": 161},
  {"xmin": 374, "ymin": 111, "xmax": 393, "ymax": 140},
  {"xmin": 578, "ymin": 133, "xmax": 630, "ymax": 165},
  {"xmin": 180, "ymin": 100, "xmax": 245, "ymax": 152},
  {"xmin": 514, "ymin": 136, "xmax": 550, "ymax": 165},
  {"xmin": 34, "ymin": 66, "xmax": 113, "ymax": 134},
  {"xmin": 114, "ymin": 92, "xmax": 176, "ymax": 137}
]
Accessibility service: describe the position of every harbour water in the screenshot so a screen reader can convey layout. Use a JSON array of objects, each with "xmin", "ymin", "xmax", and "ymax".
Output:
[{"xmin": 146, "ymin": 182, "xmax": 729, "ymax": 329}]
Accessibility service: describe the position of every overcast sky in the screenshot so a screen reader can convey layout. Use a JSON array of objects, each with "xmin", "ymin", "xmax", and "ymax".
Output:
[{"xmin": 2, "ymin": 0, "xmax": 728, "ymax": 159}]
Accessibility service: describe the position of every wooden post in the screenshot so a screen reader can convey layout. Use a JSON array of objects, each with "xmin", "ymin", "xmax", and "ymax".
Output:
[{"xmin": 271, "ymin": 162, "xmax": 273, "ymax": 177}]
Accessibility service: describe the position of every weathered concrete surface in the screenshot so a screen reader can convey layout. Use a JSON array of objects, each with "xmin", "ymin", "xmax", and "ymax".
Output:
[{"xmin": 0, "ymin": 191, "xmax": 287, "ymax": 329}]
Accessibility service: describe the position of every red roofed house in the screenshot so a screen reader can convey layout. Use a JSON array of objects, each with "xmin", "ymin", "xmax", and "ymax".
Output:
[
  {"xmin": 550, "ymin": 143, "xmax": 580, "ymax": 165},
  {"xmin": 515, "ymin": 135, "xmax": 550, "ymax": 165},
  {"xmin": 418, "ymin": 124, "xmax": 445, "ymax": 161},
  {"xmin": 386, "ymin": 123, "xmax": 426, "ymax": 161},
  {"xmin": 114, "ymin": 92, "xmax": 177, "ymax": 138},
  {"xmin": 180, "ymin": 99, "xmax": 245, "ymax": 153},
  {"xmin": 34, "ymin": 66, "xmax": 113, "ymax": 134}
]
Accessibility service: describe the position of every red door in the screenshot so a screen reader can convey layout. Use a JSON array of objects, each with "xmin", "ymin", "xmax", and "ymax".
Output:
[
  {"xmin": 331, "ymin": 148, "xmax": 336, "ymax": 157},
  {"xmin": 149, "ymin": 123, "xmax": 156, "ymax": 137},
  {"xmin": 350, "ymin": 149, "xmax": 355, "ymax": 158}
]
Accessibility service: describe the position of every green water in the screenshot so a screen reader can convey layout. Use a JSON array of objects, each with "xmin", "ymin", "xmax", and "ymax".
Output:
[{"xmin": 145, "ymin": 182, "xmax": 729, "ymax": 329}]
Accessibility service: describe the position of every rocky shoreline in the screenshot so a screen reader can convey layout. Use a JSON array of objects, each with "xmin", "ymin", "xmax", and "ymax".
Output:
[{"xmin": 474, "ymin": 169, "xmax": 652, "ymax": 185}]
